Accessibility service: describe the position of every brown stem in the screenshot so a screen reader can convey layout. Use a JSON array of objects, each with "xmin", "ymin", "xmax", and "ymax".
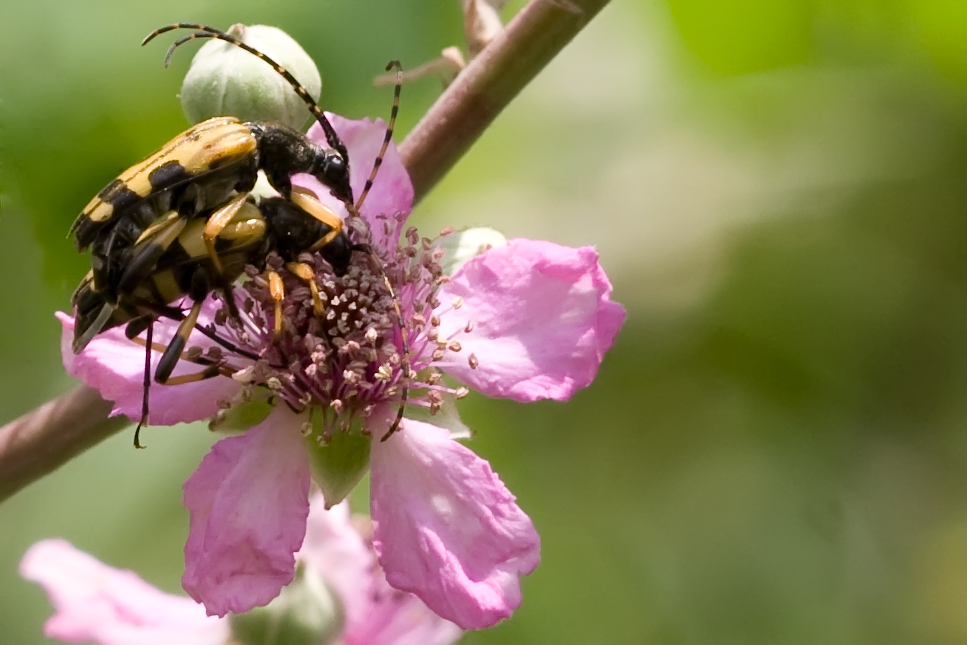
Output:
[
  {"xmin": 402, "ymin": 0, "xmax": 610, "ymax": 201},
  {"xmin": 0, "ymin": 0, "xmax": 611, "ymax": 504},
  {"xmin": 0, "ymin": 387, "xmax": 128, "ymax": 503}
]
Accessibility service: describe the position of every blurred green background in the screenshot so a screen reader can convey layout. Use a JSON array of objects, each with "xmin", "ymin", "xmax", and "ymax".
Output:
[{"xmin": 5, "ymin": 0, "xmax": 967, "ymax": 643}]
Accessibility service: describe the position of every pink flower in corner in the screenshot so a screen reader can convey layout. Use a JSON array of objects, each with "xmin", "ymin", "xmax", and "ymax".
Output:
[
  {"xmin": 61, "ymin": 114, "xmax": 626, "ymax": 630},
  {"xmin": 21, "ymin": 495, "xmax": 462, "ymax": 645},
  {"xmin": 20, "ymin": 541, "xmax": 227, "ymax": 645}
]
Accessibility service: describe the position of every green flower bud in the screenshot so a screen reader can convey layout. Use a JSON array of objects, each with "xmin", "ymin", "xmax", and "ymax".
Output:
[
  {"xmin": 304, "ymin": 415, "xmax": 371, "ymax": 509},
  {"xmin": 230, "ymin": 565, "xmax": 344, "ymax": 645},
  {"xmin": 180, "ymin": 24, "xmax": 322, "ymax": 130}
]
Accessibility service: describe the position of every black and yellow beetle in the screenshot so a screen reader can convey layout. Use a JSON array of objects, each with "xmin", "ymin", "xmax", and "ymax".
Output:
[
  {"xmin": 73, "ymin": 187, "xmax": 356, "ymax": 375},
  {"xmin": 70, "ymin": 24, "xmax": 355, "ymax": 306},
  {"xmin": 72, "ymin": 186, "xmax": 371, "ymax": 447},
  {"xmin": 70, "ymin": 23, "xmax": 411, "ymax": 443}
]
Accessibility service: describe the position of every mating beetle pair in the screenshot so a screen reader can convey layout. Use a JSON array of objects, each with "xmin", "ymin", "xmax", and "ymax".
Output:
[{"xmin": 70, "ymin": 23, "xmax": 409, "ymax": 444}]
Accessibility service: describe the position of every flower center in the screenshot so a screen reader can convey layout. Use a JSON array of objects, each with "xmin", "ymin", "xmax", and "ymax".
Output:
[{"xmin": 206, "ymin": 215, "xmax": 472, "ymax": 436}]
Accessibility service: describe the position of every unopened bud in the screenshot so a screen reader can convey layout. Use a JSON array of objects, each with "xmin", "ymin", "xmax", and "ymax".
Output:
[{"xmin": 180, "ymin": 24, "xmax": 322, "ymax": 130}]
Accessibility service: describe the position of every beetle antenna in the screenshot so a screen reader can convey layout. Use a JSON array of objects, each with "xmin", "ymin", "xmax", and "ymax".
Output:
[
  {"xmin": 352, "ymin": 243, "xmax": 409, "ymax": 440},
  {"xmin": 142, "ymin": 23, "xmax": 349, "ymax": 164},
  {"xmin": 350, "ymin": 65, "xmax": 408, "ymax": 440},
  {"xmin": 354, "ymin": 61, "xmax": 402, "ymax": 214}
]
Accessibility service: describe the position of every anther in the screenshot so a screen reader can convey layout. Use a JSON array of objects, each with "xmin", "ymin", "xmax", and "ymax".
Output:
[
  {"xmin": 376, "ymin": 364, "xmax": 393, "ymax": 381},
  {"xmin": 233, "ymin": 365, "xmax": 256, "ymax": 383},
  {"xmin": 468, "ymin": 353, "xmax": 479, "ymax": 369}
]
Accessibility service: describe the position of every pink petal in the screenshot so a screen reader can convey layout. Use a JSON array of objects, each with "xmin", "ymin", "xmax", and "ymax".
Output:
[
  {"xmin": 300, "ymin": 114, "xmax": 413, "ymax": 254},
  {"xmin": 434, "ymin": 239, "xmax": 626, "ymax": 401},
  {"xmin": 57, "ymin": 308, "xmax": 240, "ymax": 426},
  {"xmin": 343, "ymin": 567, "xmax": 463, "ymax": 645},
  {"xmin": 370, "ymin": 419, "xmax": 540, "ymax": 630},
  {"xmin": 182, "ymin": 407, "xmax": 311, "ymax": 616},
  {"xmin": 21, "ymin": 539, "xmax": 226, "ymax": 645},
  {"xmin": 298, "ymin": 496, "xmax": 373, "ymax": 629}
]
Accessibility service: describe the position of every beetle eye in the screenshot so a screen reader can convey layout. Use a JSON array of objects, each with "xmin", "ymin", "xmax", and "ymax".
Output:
[{"xmin": 328, "ymin": 154, "xmax": 346, "ymax": 176}]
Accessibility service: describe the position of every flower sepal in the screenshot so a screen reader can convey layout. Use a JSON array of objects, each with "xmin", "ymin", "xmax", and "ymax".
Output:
[
  {"xmin": 304, "ymin": 415, "xmax": 371, "ymax": 509},
  {"xmin": 228, "ymin": 563, "xmax": 344, "ymax": 645},
  {"xmin": 209, "ymin": 394, "xmax": 275, "ymax": 433}
]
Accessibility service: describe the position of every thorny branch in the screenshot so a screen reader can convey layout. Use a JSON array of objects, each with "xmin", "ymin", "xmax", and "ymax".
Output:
[{"xmin": 0, "ymin": 0, "xmax": 610, "ymax": 504}]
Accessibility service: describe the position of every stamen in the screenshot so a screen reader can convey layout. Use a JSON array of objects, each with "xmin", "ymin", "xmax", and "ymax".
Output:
[{"xmin": 206, "ymin": 211, "xmax": 469, "ymax": 440}]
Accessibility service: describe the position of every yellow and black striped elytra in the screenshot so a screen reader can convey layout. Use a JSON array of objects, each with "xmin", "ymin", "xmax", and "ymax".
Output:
[
  {"xmin": 70, "ymin": 116, "xmax": 350, "ymax": 255},
  {"xmin": 72, "ymin": 116, "xmax": 252, "ymax": 239}
]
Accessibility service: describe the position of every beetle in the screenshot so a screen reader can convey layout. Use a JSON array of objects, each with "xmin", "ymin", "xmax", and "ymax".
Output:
[
  {"xmin": 72, "ymin": 188, "xmax": 363, "ymax": 446},
  {"xmin": 73, "ymin": 188, "xmax": 355, "ymax": 368},
  {"xmin": 70, "ymin": 23, "xmax": 355, "ymax": 306},
  {"xmin": 70, "ymin": 24, "xmax": 410, "ymax": 443}
]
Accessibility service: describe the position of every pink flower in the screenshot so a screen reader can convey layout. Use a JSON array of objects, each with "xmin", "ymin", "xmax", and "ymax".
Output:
[
  {"xmin": 61, "ymin": 115, "xmax": 626, "ymax": 630},
  {"xmin": 21, "ymin": 494, "xmax": 462, "ymax": 645},
  {"xmin": 20, "ymin": 541, "xmax": 227, "ymax": 645}
]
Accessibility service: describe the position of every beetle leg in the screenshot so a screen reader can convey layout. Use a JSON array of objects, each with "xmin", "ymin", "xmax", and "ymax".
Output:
[
  {"xmin": 159, "ymin": 363, "xmax": 224, "ymax": 385},
  {"xmin": 285, "ymin": 261, "xmax": 324, "ymax": 316},
  {"xmin": 287, "ymin": 187, "xmax": 344, "ymax": 251},
  {"xmin": 128, "ymin": 296, "xmax": 265, "ymax": 363},
  {"xmin": 118, "ymin": 213, "xmax": 187, "ymax": 295},
  {"xmin": 268, "ymin": 270, "xmax": 285, "ymax": 336},
  {"xmin": 73, "ymin": 301, "xmax": 117, "ymax": 354},
  {"xmin": 133, "ymin": 320, "xmax": 154, "ymax": 449},
  {"xmin": 154, "ymin": 298, "xmax": 206, "ymax": 384},
  {"xmin": 202, "ymin": 193, "xmax": 249, "ymax": 276}
]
